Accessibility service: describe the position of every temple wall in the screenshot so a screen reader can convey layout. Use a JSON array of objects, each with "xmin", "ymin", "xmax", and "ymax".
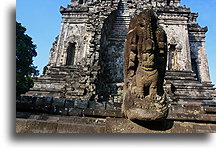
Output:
[
  {"xmin": 48, "ymin": 11, "xmax": 91, "ymax": 67},
  {"xmin": 189, "ymin": 32, "xmax": 211, "ymax": 82},
  {"xmin": 158, "ymin": 13, "xmax": 192, "ymax": 71},
  {"xmin": 188, "ymin": 12, "xmax": 211, "ymax": 83}
]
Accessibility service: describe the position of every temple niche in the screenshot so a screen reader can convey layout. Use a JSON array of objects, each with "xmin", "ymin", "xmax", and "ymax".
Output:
[
  {"xmin": 66, "ymin": 42, "xmax": 76, "ymax": 66},
  {"xmin": 18, "ymin": 0, "xmax": 216, "ymax": 133}
]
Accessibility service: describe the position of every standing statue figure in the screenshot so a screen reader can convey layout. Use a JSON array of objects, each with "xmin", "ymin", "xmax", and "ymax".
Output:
[{"xmin": 122, "ymin": 9, "xmax": 168, "ymax": 121}]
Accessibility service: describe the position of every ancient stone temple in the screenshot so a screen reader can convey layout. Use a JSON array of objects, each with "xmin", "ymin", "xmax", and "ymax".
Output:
[{"xmin": 17, "ymin": 0, "xmax": 216, "ymax": 133}]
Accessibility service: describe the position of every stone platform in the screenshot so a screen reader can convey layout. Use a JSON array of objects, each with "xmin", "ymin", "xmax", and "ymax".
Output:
[
  {"xmin": 16, "ymin": 113, "xmax": 216, "ymax": 133},
  {"xmin": 16, "ymin": 95, "xmax": 216, "ymax": 133},
  {"xmin": 16, "ymin": 95, "xmax": 216, "ymax": 123}
]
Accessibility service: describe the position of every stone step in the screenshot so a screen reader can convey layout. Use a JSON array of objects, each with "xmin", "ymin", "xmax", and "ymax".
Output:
[
  {"xmin": 202, "ymin": 100, "xmax": 216, "ymax": 107},
  {"xmin": 174, "ymin": 92, "xmax": 214, "ymax": 98},
  {"xmin": 49, "ymin": 66, "xmax": 78, "ymax": 70},
  {"xmin": 165, "ymin": 76, "xmax": 197, "ymax": 81},
  {"xmin": 176, "ymin": 100, "xmax": 216, "ymax": 105},
  {"xmin": 112, "ymin": 29, "xmax": 128, "ymax": 32},
  {"xmin": 166, "ymin": 74, "xmax": 197, "ymax": 79},
  {"xmin": 24, "ymin": 91, "xmax": 64, "ymax": 98},
  {"xmin": 111, "ymin": 29, "xmax": 128, "ymax": 33},
  {"xmin": 112, "ymin": 25, "xmax": 129, "ymax": 28},
  {"xmin": 166, "ymin": 70, "xmax": 197, "ymax": 75},
  {"xmin": 174, "ymin": 89, "xmax": 212, "ymax": 97},
  {"xmin": 115, "ymin": 18, "xmax": 130, "ymax": 21},
  {"xmin": 170, "ymin": 100, "xmax": 204, "ymax": 106},
  {"xmin": 113, "ymin": 22, "xmax": 130, "ymax": 25},
  {"xmin": 169, "ymin": 80, "xmax": 213, "ymax": 86},
  {"xmin": 174, "ymin": 87, "xmax": 215, "ymax": 93},
  {"xmin": 111, "ymin": 30, "xmax": 128, "ymax": 33},
  {"xmin": 114, "ymin": 20, "xmax": 130, "ymax": 23},
  {"xmin": 113, "ymin": 24, "xmax": 129, "ymax": 27},
  {"xmin": 16, "ymin": 116, "xmax": 106, "ymax": 134},
  {"xmin": 108, "ymin": 37, "xmax": 126, "ymax": 41},
  {"xmin": 166, "ymin": 70, "xmax": 197, "ymax": 77},
  {"xmin": 111, "ymin": 31, "xmax": 128, "ymax": 34},
  {"xmin": 203, "ymin": 106, "xmax": 216, "ymax": 114},
  {"xmin": 33, "ymin": 76, "xmax": 66, "ymax": 81},
  {"xmin": 167, "ymin": 81, "xmax": 204, "ymax": 87},
  {"xmin": 116, "ymin": 16, "xmax": 130, "ymax": 19},
  {"xmin": 166, "ymin": 79, "xmax": 198, "ymax": 84},
  {"xmin": 47, "ymin": 116, "xmax": 106, "ymax": 126},
  {"xmin": 175, "ymin": 95, "xmax": 215, "ymax": 100},
  {"xmin": 174, "ymin": 86, "xmax": 215, "ymax": 92},
  {"xmin": 109, "ymin": 33, "xmax": 127, "ymax": 37},
  {"xmin": 112, "ymin": 25, "xmax": 128, "ymax": 28},
  {"xmin": 173, "ymin": 86, "xmax": 215, "ymax": 91},
  {"xmin": 49, "ymin": 68, "xmax": 78, "ymax": 73},
  {"xmin": 16, "ymin": 115, "xmax": 216, "ymax": 133}
]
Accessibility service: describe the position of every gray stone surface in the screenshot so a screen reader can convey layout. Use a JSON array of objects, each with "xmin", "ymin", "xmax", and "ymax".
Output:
[{"xmin": 16, "ymin": 115, "xmax": 216, "ymax": 133}]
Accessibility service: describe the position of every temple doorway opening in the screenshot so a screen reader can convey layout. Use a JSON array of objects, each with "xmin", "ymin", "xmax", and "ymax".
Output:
[{"xmin": 66, "ymin": 42, "xmax": 76, "ymax": 66}]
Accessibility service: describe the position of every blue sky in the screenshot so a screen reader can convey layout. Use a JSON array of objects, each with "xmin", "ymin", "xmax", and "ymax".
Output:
[{"xmin": 16, "ymin": 0, "xmax": 216, "ymax": 85}]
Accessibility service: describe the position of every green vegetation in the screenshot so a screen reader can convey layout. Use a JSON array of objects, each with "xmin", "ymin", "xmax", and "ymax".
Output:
[{"xmin": 16, "ymin": 22, "xmax": 39, "ymax": 98}]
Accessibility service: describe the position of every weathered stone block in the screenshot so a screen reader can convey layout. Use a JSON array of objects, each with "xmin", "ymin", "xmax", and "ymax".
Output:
[
  {"xmin": 106, "ymin": 102, "xmax": 114, "ymax": 110},
  {"xmin": 74, "ymin": 100, "xmax": 88, "ymax": 109},
  {"xmin": 68, "ymin": 108, "xmax": 82, "ymax": 116},
  {"xmin": 58, "ymin": 107, "xmax": 68, "ymax": 116},
  {"xmin": 50, "ymin": 106, "xmax": 68, "ymax": 115},
  {"xmin": 16, "ymin": 119, "xmax": 27, "ymax": 133},
  {"xmin": 52, "ymin": 98, "xmax": 65, "ymax": 107},
  {"xmin": 35, "ymin": 97, "xmax": 53, "ymax": 113},
  {"xmin": 16, "ymin": 96, "xmax": 37, "ymax": 111},
  {"xmin": 88, "ymin": 101, "xmax": 96, "ymax": 109},
  {"xmin": 25, "ymin": 120, "xmax": 58, "ymax": 133},
  {"xmin": 51, "ymin": 98, "xmax": 66, "ymax": 113},
  {"xmin": 193, "ymin": 124, "xmax": 214, "ymax": 133},
  {"xmin": 16, "ymin": 112, "xmax": 32, "ymax": 119},
  {"xmin": 65, "ymin": 100, "xmax": 75, "ymax": 108},
  {"xmin": 57, "ymin": 123, "xmax": 105, "ymax": 133},
  {"xmin": 95, "ymin": 102, "xmax": 106, "ymax": 110}
]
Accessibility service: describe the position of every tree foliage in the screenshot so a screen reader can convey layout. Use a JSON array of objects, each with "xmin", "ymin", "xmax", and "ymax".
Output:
[{"xmin": 16, "ymin": 22, "xmax": 39, "ymax": 97}]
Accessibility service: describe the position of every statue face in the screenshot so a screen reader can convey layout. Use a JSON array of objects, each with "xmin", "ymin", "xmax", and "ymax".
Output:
[
  {"xmin": 141, "ymin": 38, "xmax": 156, "ymax": 70},
  {"xmin": 137, "ymin": 17, "xmax": 147, "ymax": 29},
  {"xmin": 138, "ymin": 20, "xmax": 145, "ymax": 28}
]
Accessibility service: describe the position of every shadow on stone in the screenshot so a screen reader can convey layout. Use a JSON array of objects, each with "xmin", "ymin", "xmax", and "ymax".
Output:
[{"xmin": 132, "ymin": 120, "xmax": 174, "ymax": 131}]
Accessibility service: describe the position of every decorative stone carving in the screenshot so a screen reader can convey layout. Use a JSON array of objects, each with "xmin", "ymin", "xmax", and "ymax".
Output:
[
  {"xmin": 167, "ymin": 37, "xmax": 181, "ymax": 70},
  {"xmin": 122, "ymin": 9, "xmax": 168, "ymax": 121}
]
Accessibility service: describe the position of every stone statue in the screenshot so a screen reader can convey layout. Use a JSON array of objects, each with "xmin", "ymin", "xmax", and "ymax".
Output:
[{"xmin": 122, "ymin": 9, "xmax": 168, "ymax": 121}]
